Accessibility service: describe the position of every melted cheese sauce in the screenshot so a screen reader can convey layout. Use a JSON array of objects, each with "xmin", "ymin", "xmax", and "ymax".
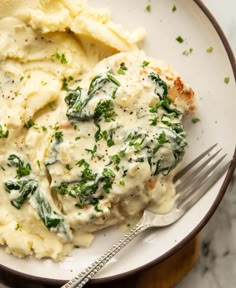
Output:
[{"xmin": 0, "ymin": 0, "xmax": 195, "ymax": 261}]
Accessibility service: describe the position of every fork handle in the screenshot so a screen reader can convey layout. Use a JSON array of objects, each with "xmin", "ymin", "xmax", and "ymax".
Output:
[{"xmin": 61, "ymin": 223, "xmax": 148, "ymax": 288}]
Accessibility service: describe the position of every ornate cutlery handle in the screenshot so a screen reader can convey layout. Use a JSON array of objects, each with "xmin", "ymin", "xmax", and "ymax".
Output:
[{"xmin": 61, "ymin": 223, "xmax": 148, "ymax": 288}]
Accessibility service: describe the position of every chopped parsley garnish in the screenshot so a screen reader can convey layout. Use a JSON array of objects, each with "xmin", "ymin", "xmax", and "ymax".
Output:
[
  {"xmin": 111, "ymin": 154, "xmax": 121, "ymax": 171},
  {"xmin": 182, "ymin": 48, "xmax": 193, "ymax": 56},
  {"xmin": 172, "ymin": 5, "xmax": 177, "ymax": 12},
  {"xmin": 176, "ymin": 36, "xmax": 184, "ymax": 43},
  {"xmin": 42, "ymin": 126, "xmax": 47, "ymax": 132},
  {"xmin": 102, "ymin": 168, "xmax": 115, "ymax": 193},
  {"xmin": 65, "ymin": 164, "xmax": 72, "ymax": 171},
  {"xmin": 85, "ymin": 145, "xmax": 97, "ymax": 160},
  {"xmin": 142, "ymin": 60, "xmax": 150, "ymax": 68},
  {"xmin": 224, "ymin": 77, "xmax": 230, "ymax": 84},
  {"xmin": 62, "ymin": 76, "xmax": 74, "ymax": 91},
  {"xmin": 61, "ymin": 54, "xmax": 68, "ymax": 64},
  {"xmin": 15, "ymin": 223, "xmax": 20, "ymax": 231},
  {"xmin": 96, "ymin": 130, "xmax": 115, "ymax": 147},
  {"xmin": 128, "ymin": 132, "xmax": 145, "ymax": 152},
  {"xmin": 158, "ymin": 131, "xmax": 168, "ymax": 145},
  {"xmin": 54, "ymin": 131, "xmax": 63, "ymax": 143},
  {"xmin": 53, "ymin": 161, "xmax": 116, "ymax": 206},
  {"xmin": 51, "ymin": 49, "xmax": 68, "ymax": 64},
  {"xmin": 192, "ymin": 117, "xmax": 200, "ymax": 124},
  {"xmin": 145, "ymin": 4, "xmax": 151, "ymax": 12},
  {"xmin": 94, "ymin": 100, "xmax": 117, "ymax": 123},
  {"xmin": 8, "ymin": 154, "xmax": 31, "ymax": 178},
  {"xmin": 117, "ymin": 62, "xmax": 128, "ymax": 75},
  {"xmin": 0, "ymin": 124, "xmax": 9, "ymax": 138},
  {"xmin": 149, "ymin": 116, "xmax": 158, "ymax": 126},
  {"xmin": 24, "ymin": 119, "xmax": 35, "ymax": 129},
  {"xmin": 75, "ymin": 136, "xmax": 81, "ymax": 141},
  {"xmin": 48, "ymin": 102, "xmax": 55, "ymax": 111},
  {"xmin": 119, "ymin": 180, "xmax": 125, "ymax": 186},
  {"xmin": 152, "ymin": 131, "xmax": 168, "ymax": 155},
  {"xmin": 206, "ymin": 46, "xmax": 214, "ymax": 53},
  {"xmin": 36, "ymin": 160, "xmax": 41, "ymax": 169},
  {"xmin": 94, "ymin": 100, "xmax": 117, "ymax": 146}
]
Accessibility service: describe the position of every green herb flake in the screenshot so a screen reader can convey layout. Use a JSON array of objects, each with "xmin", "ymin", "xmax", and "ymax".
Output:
[
  {"xmin": 149, "ymin": 116, "xmax": 158, "ymax": 126},
  {"xmin": 176, "ymin": 36, "xmax": 184, "ymax": 43},
  {"xmin": 117, "ymin": 62, "xmax": 128, "ymax": 75},
  {"xmin": 85, "ymin": 145, "xmax": 97, "ymax": 160},
  {"xmin": 54, "ymin": 131, "xmax": 63, "ymax": 143},
  {"xmin": 206, "ymin": 46, "xmax": 214, "ymax": 53},
  {"xmin": 0, "ymin": 124, "xmax": 9, "ymax": 138},
  {"xmin": 111, "ymin": 154, "xmax": 121, "ymax": 171},
  {"xmin": 172, "ymin": 5, "xmax": 177, "ymax": 12},
  {"xmin": 192, "ymin": 117, "xmax": 200, "ymax": 124},
  {"xmin": 119, "ymin": 180, "xmax": 125, "ymax": 186},
  {"xmin": 95, "ymin": 100, "xmax": 117, "ymax": 123},
  {"xmin": 128, "ymin": 133, "xmax": 145, "ymax": 152},
  {"xmin": 142, "ymin": 60, "xmax": 150, "ymax": 68},
  {"xmin": 42, "ymin": 126, "xmax": 47, "ymax": 132},
  {"xmin": 182, "ymin": 48, "xmax": 193, "ymax": 56},
  {"xmin": 20, "ymin": 76, "xmax": 24, "ymax": 82},
  {"xmin": 158, "ymin": 131, "xmax": 168, "ymax": 145},
  {"xmin": 62, "ymin": 76, "xmax": 74, "ymax": 90},
  {"xmin": 61, "ymin": 53, "xmax": 68, "ymax": 64},
  {"xmin": 8, "ymin": 154, "xmax": 32, "ymax": 178},
  {"xmin": 65, "ymin": 164, "xmax": 72, "ymax": 171},
  {"xmin": 102, "ymin": 168, "xmax": 116, "ymax": 193},
  {"xmin": 41, "ymin": 81, "xmax": 47, "ymax": 86},
  {"xmin": 51, "ymin": 49, "xmax": 68, "ymax": 64},
  {"xmin": 224, "ymin": 77, "xmax": 230, "ymax": 84},
  {"xmin": 15, "ymin": 223, "xmax": 20, "ymax": 231},
  {"xmin": 75, "ymin": 136, "xmax": 81, "ymax": 141},
  {"xmin": 48, "ymin": 102, "xmax": 55, "ymax": 111},
  {"xmin": 107, "ymin": 138, "xmax": 115, "ymax": 147},
  {"xmin": 36, "ymin": 160, "xmax": 41, "ymax": 169},
  {"xmin": 24, "ymin": 119, "xmax": 35, "ymax": 129},
  {"xmin": 145, "ymin": 4, "xmax": 151, "ymax": 12}
]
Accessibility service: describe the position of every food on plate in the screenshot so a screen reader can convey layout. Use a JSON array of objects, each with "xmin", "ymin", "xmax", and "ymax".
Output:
[{"xmin": 0, "ymin": 0, "xmax": 195, "ymax": 260}]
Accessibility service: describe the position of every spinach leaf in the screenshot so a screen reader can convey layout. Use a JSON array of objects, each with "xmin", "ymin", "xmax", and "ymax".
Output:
[
  {"xmin": 4, "ymin": 179, "xmax": 38, "ymax": 209},
  {"xmin": 65, "ymin": 73, "xmax": 120, "ymax": 121},
  {"xmin": 148, "ymin": 72, "xmax": 168, "ymax": 99},
  {"xmin": 52, "ymin": 163, "xmax": 116, "ymax": 207}
]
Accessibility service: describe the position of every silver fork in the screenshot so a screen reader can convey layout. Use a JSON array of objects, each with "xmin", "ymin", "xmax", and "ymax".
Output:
[{"xmin": 62, "ymin": 144, "xmax": 231, "ymax": 288}]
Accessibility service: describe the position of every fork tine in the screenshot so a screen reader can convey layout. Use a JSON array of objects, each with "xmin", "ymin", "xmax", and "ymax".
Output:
[
  {"xmin": 176, "ymin": 153, "xmax": 227, "ymax": 204},
  {"xmin": 178, "ymin": 161, "xmax": 230, "ymax": 212},
  {"xmin": 173, "ymin": 143, "xmax": 218, "ymax": 182},
  {"xmin": 176, "ymin": 148, "xmax": 222, "ymax": 190}
]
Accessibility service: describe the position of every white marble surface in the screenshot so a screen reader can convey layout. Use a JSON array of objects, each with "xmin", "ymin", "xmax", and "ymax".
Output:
[
  {"xmin": 176, "ymin": 1, "xmax": 236, "ymax": 288},
  {"xmin": 0, "ymin": 1, "xmax": 235, "ymax": 288}
]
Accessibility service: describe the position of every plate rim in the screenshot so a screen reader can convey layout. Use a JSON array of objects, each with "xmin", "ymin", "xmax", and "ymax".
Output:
[{"xmin": 0, "ymin": 0, "xmax": 236, "ymax": 285}]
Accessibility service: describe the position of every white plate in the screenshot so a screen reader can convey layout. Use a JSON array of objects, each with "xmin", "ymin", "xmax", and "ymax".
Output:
[{"xmin": 0, "ymin": 0, "xmax": 236, "ymax": 284}]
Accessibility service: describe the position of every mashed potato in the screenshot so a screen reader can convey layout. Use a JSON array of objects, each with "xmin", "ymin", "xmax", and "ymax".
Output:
[{"xmin": 0, "ymin": 0, "xmax": 195, "ymax": 260}]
